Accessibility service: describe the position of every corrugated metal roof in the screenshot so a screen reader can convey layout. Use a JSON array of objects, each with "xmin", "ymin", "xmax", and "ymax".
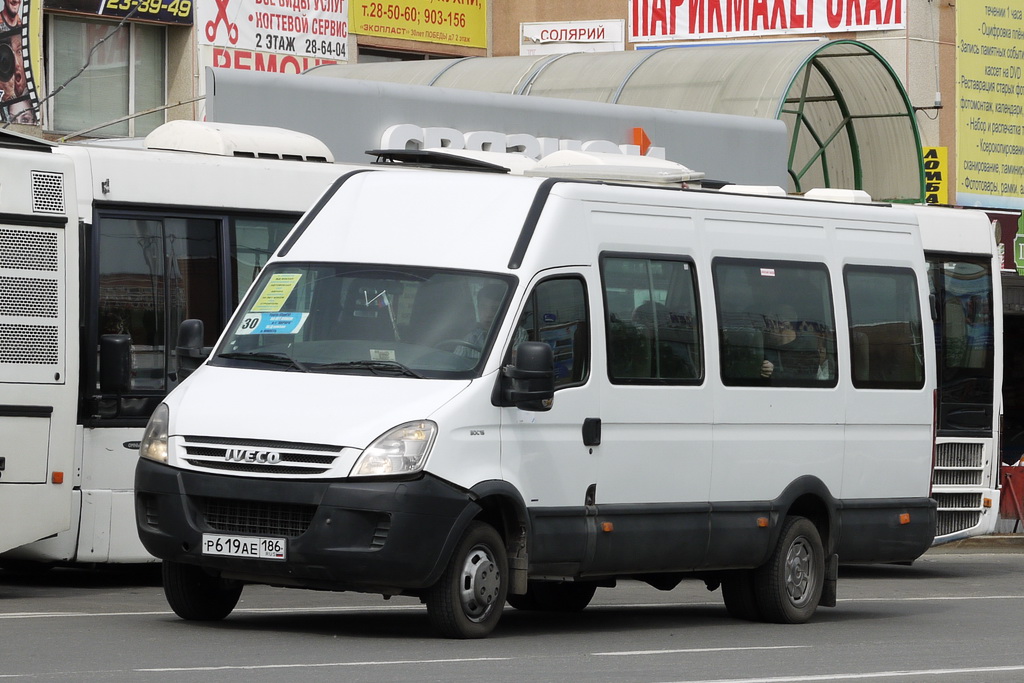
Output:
[{"xmin": 307, "ymin": 40, "xmax": 923, "ymax": 202}]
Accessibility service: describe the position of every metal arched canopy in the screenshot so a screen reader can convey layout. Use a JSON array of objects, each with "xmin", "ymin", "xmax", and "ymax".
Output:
[{"xmin": 307, "ymin": 40, "xmax": 923, "ymax": 202}]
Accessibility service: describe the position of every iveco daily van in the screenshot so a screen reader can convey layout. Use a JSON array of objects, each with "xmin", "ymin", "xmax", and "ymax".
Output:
[{"xmin": 135, "ymin": 155, "xmax": 938, "ymax": 637}]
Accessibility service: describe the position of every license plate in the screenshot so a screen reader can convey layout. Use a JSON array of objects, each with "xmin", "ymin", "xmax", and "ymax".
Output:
[{"xmin": 201, "ymin": 533, "xmax": 287, "ymax": 560}]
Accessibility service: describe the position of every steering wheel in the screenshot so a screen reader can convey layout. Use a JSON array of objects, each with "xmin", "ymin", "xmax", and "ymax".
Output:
[{"xmin": 434, "ymin": 338, "xmax": 481, "ymax": 354}]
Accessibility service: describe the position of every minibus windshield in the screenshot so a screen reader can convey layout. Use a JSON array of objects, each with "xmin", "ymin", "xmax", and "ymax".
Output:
[{"xmin": 211, "ymin": 263, "xmax": 516, "ymax": 378}]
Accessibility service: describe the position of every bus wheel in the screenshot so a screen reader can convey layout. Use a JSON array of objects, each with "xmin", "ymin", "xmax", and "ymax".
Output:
[
  {"xmin": 426, "ymin": 521, "xmax": 507, "ymax": 638},
  {"xmin": 755, "ymin": 516, "xmax": 824, "ymax": 624},
  {"xmin": 508, "ymin": 580, "xmax": 596, "ymax": 612},
  {"xmin": 721, "ymin": 571, "xmax": 761, "ymax": 621},
  {"xmin": 162, "ymin": 560, "xmax": 242, "ymax": 621}
]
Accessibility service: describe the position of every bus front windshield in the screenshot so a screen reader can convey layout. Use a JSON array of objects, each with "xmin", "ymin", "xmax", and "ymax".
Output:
[{"xmin": 212, "ymin": 264, "xmax": 516, "ymax": 379}]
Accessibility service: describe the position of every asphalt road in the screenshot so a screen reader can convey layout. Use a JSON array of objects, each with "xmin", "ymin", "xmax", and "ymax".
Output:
[{"xmin": 2, "ymin": 542, "xmax": 1024, "ymax": 682}]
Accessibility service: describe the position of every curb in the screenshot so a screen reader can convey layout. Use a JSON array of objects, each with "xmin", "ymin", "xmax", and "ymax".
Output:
[{"xmin": 927, "ymin": 534, "xmax": 1024, "ymax": 553}]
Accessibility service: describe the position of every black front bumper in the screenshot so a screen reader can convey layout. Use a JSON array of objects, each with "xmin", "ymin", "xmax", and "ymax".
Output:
[{"xmin": 135, "ymin": 457, "xmax": 479, "ymax": 592}]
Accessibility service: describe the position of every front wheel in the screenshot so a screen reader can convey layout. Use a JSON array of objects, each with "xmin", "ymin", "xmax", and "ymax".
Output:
[
  {"xmin": 162, "ymin": 560, "xmax": 242, "ymax": 621},
  {"xmin": 754, "ymin": 516, "xmax": 824, "ymax": 624},
  {"xmin": 426, "ymin": 521, "xmax": 508, "ymax": 638}
]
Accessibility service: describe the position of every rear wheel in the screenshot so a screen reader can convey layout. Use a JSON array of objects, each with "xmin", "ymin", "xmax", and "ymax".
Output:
[
  {"xmin": 754, "ymin": 516, "xmax": 824, "ymax": 624},
  {"xmin": 426, "ymin": 521, "xmax": 508, "ymax": 638},
  {"xmin": 508, "ymin": 580, "xmax": 596, "ymax": 612},
  {"xmin": 162, "ymin": 560, "xmax": 242, "ymax": 621},
  {"xmin": 721, "ymin": 570, "xmax": 761, "ymax": 621}
]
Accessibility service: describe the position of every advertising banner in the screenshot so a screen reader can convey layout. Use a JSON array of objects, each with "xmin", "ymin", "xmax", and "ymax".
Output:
[
  {"xmin": 43, "ymin": 0, "xmax": 194, "ymax": 25},
  {"xmin": 956, "ymin": 3, "xmax": 1024, "ymax": 210},
  {"xmin": 629, "ymin": 0, "xmax": 905, "ymax": 42},
  {"xmin": 923, "ymin": 147, "xmax": 948, "ymax": 206},
  {"xmin": 1, "ymin": 0, "xmax": 40, "ymax": 125},
  {"xmin": 350, "ymin": 0, "xmax": 487, "ymax": 48},
  {"xmin": 198, "ymin": 0, "xmax": 349, "ymax": 62}
]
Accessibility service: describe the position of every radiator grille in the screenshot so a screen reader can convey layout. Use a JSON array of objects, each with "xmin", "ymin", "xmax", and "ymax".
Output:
[
  {"xmin": 197, "ymin": 497, "xmax": 315, "ymax": 538},
  {"xmin": 181, "ymin": 435, "xmax": 343, "ymax": 476},
  {"xmin": 933, "ymin": 492, "xmax": 983, "ymax": 509},
  {"xmin": 31, "ymin": 171, "xmax": 65, "ymax": 214},
  {"xmin": 933, "ymin": 470, "xmax": 984, "ymax": 486},
  {"xmin": 933, "ymin": 442, "xmax": 984, "ymax": 486},
  {"xmin": 935, "ymin": 442, "xmax": 984, "ymax": 468},
  {"xmin": 0, "ymin": 228, "xmax": 59, "ymax": 270},
  {"xmin": 936, "ymin": 510, "xmax": 983, "ymax": 538}
]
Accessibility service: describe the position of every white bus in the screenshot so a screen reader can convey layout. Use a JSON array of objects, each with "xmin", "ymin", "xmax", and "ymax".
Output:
[
  {"xmin": 134, "ymin": 154, "xmax": 952, "ymax": 638},
  {"xmin": 913, "ymin": 206, "xmax": 1003, "ymax": 543},
  {"xmin": 0, "ymin": 121, "xmax": 359, "ymax": 562}
]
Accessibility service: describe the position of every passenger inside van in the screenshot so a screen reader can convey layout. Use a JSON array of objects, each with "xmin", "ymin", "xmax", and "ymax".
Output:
[{"xmin": 760, "ymin": 307, "xmax": 826, "ymax": 380}]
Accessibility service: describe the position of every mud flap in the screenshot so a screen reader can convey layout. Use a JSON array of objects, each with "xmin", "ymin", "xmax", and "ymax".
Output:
[{"xmin": 820, "ymin": 553, "xmax": 839, "ymax": 607}]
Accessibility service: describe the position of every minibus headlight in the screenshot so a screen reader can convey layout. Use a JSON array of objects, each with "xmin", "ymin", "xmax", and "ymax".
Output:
[
  {"xmin": 139, "ymin": 403, "xmax": 170, "ymax": 463},
  {"xmin": 351, "ymin": 420, "xmax": 437, "ymax": 477}
]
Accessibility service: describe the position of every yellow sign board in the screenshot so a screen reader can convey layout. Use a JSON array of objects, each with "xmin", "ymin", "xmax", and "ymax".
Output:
[
  {"xmin": 350, "ymin": 0, "xmax": 488, "ymax": 49},
  {"xmin": 251, "ymin": 274, "xmax": 303, "ymax": 312},
  {"xmin": 956, "ymin": 4, "xmax": 1024, "ymax": 209},
  {"xmin": 923, "ymin": 147, "xmax": 948, "ymax": 205}
]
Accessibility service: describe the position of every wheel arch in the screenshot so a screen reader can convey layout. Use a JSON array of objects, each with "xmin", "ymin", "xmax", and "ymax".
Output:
[
  {"xmin": 469, "ymin": 479, "xmax": 531, "ymax": 594},
  {"xmin": 774, "ymin": 475, "xmax": 839, "ymax": 556}
]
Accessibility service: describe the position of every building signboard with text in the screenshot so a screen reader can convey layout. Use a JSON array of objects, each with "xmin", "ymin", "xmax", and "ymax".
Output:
[
  {"xmin": 197, "ymin": 0, "xmax": 348, "ymax": 77},
  {"xmin": 956, "ymin": 3, "xmax": 1024, "ymax": 210},
  {"xmin": 520, "ymin": 20, "xmax": 624, "ymax": 56},
  {"xmin": 350, "ymin": 0, "xmax": 486, "ymax": 48},
  {"xmin": 629, "ymin": 0, "xmax": 905, "ymax": 42}
]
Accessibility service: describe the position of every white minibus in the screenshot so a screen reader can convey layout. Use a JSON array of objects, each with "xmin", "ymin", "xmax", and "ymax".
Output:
[{"xmin": 135, "ymin": 156, "xmax": 942, "ymax": 637}]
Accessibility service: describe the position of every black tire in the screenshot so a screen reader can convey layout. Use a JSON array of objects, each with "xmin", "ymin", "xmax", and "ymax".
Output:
[
  {"xmin": 426, "ymin": 521, "xmax": 508, "ymax": 638},
  {"xmin": 754, "ymin": 516, "xmax": 824, "ymax": 624},
  {"xmin": 721, "ymin": 570, "xmax": 761, "ymax": 621},
  {"xmin": 508, "ymin": 580, "xmax": 596, "ymax": 612},
  {"xmin": 162, "ymin": 560, "xmax": 242, "ymax": 621}
]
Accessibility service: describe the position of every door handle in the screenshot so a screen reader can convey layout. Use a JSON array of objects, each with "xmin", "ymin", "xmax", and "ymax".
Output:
[{"xmin": 582, "ymin": 417, "xmax": 601, "ymax": 446}]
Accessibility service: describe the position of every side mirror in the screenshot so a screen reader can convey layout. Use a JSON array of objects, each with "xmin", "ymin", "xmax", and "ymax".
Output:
[
  {"xmin": 175, "ymin": 319, "xmax": 207, "ymax": 380},
  {"xmin": 99, "ymin": 334, "xmax": 132, "ymax": 393},
  {"xmin": 502, "ymin": 341, "xmax": 555, "ymax": 411}
]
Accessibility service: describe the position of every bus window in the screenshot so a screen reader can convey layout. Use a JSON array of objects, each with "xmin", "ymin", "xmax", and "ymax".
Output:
[
  {"xmin": 514, "ymin": 277, "xmax": 588, "ymax": 388},
  {"xmin": 927, "ymin": 256, "xmax": 994, "ymax": 433},
  {"xmin": 844, "ymin": 266, "xmax": 924, "ymax": 390},
  {"xmin": 602, "ymin": 255, "xmax": 701, "ymax": 383},
  {"xmin": 229, "ymin": 217, "xmax": 297, "ymax": 305},
  {"xmin": 714, "ymin": 258, "xmax": 836, "ymax": 387}
]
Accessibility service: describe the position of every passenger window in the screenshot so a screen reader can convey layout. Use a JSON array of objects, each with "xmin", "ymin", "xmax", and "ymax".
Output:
[
  {"xmin": 515, "ymin": 278, "xmax": 588, "ymax": 389},
  {"xmin": 844, "ymin": 266, "xmax": 924, "ymax": 389},
  {"xmin": 714, "ymin": 258, "xmax": 837, "ymax": 387},
  {"xmin": 602, "ymin": 255, "xmax": 702, "ymax": 383}
]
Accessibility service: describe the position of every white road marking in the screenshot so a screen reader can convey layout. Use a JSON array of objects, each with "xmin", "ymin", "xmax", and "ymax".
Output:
[
  {"xmin": 660, "ymin": 664, "xmax": 1024, "ymax": 683},
  {"xmin": 137, "ymin": 657, "xmax": 511, "ymax": 673},
  {"xmin": 594, "ymin": 646, "xmax": 810, "ymax": 656}
]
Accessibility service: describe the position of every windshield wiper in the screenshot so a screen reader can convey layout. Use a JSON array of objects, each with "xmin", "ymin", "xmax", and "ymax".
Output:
[
  {"xmin": 311, "ymin": 360, "xmax": 423, "ymax": 378},
  {"xmin": 217, "ymin": 351, "xmax": 310, "ymax": 372}
]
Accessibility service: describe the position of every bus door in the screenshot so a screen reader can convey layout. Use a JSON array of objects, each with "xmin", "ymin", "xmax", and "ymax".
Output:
[{"xmin": 499, "ymin": 273, "xmax": 598, "ymax": 574}]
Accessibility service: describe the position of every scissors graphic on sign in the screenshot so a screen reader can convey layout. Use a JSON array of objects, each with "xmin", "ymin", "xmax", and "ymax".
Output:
[{"xmin": 206, "ymin": 0, "xmax": 239, "ymax": 44}]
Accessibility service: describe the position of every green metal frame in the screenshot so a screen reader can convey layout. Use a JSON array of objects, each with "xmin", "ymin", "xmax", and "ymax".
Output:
[{"xmin": 777, "ymin": 41, "xmax": 925, "ymax": 202}]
